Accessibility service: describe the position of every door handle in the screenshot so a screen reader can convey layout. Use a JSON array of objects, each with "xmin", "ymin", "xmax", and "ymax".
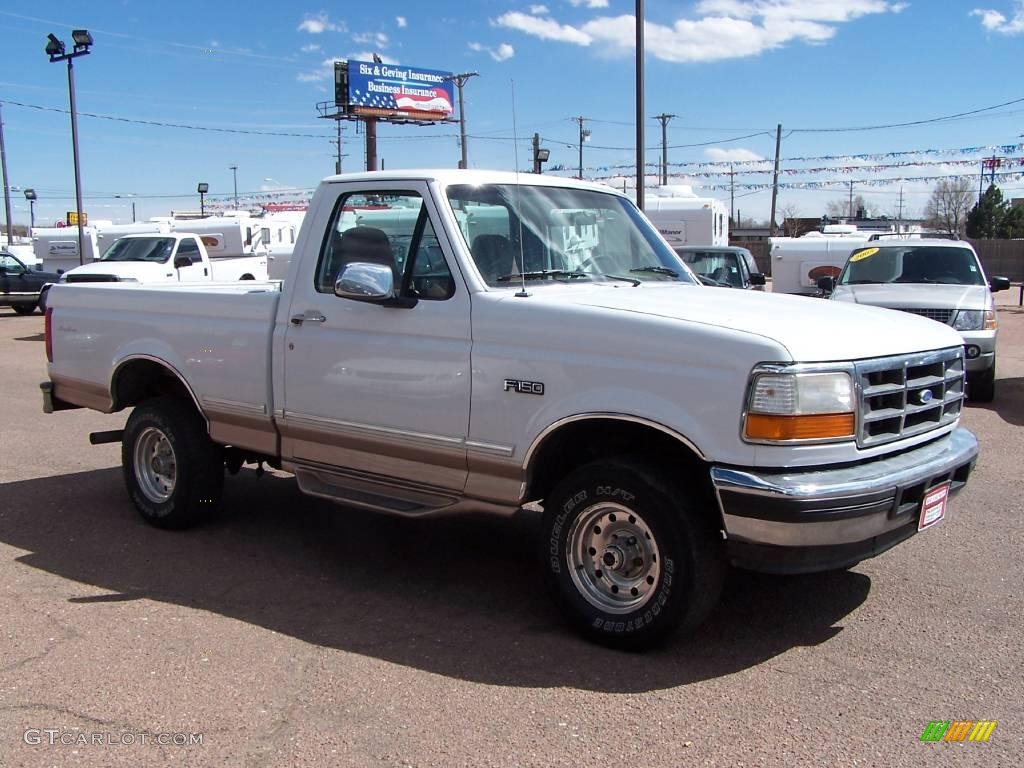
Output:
[{"xmin": 290, "ymin": 311, "xmax": 326, "ymax": 325}]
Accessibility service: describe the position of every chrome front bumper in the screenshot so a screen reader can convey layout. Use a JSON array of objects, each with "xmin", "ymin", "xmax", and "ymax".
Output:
[{"xmin": 710, "ymin": 428, "xmax": 978, "ymax": 573}]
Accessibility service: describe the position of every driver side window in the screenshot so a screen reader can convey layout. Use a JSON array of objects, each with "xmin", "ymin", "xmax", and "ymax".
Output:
[
  {"xmin": 0, "ymin": 255, "xmax": 25, "ymax": 275},
  {"xmin": 315, "ymin": 190, "xmax": 455, "ymax": 300}
]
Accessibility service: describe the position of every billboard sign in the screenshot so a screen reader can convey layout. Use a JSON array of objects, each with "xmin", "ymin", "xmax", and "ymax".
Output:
[{"xmin": 347, "ymin": 61, "xmax": 455, "ymax": 121}]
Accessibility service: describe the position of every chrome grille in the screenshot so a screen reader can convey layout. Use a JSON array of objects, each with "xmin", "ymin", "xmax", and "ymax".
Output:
[
  {"xmin": 855, "ymin": 347, "xmax": 964, "ymax": 448},
  {"xmin": 895, "ymin": 307, "xmax": 954, "ymax": 325}
]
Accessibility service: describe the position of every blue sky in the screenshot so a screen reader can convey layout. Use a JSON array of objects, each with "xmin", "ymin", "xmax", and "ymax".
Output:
[{"xmin": 1, "ymin": 0, "xmax": 1022, "ymax": 225}]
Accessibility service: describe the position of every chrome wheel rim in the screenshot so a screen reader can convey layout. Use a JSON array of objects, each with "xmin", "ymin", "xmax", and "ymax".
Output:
[
  {"xmin": 567, "ymin": 502, "xmax": 661, "ymax": 614},
  {"xmin": 134, "ymin": 426, "xmax": 176, "ymax": 503}
]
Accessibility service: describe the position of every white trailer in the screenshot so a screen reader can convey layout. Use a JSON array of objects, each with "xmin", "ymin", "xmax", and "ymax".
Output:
[
  {"xmin": 636, "ymin": 186, "xmax": 729, "ymax": 247},
  {"xmin": 32, "ymin": 227, "xmax": 101, "ymax": 273}
]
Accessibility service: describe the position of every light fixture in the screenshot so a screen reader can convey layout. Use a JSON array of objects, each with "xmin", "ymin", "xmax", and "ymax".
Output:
[
  {"xmin": 197, "ymin": 182, "xmax": 209, "ymax": 194},
  {"xmin": 23, "ymin": 188, "xmax": 37, "ymax": 201},
  {"xmin": 71, "ymin": 29, "xmax": 94, "ymax": 49},
  {"xmin": 45, "ymin": 34, "xmax": 64, "ymax": 57}
]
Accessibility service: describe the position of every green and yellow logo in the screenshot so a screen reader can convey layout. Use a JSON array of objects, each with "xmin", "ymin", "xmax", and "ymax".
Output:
[{"xmin": 920, "ymin": 720, "xmax": 997, "ymax": 742}]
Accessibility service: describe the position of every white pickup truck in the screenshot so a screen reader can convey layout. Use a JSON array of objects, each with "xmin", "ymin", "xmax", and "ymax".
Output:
[
  {"xmin": 41, "ymin": 170, "xmax": 979, "ymax": 649},
  {"xmin": 58, "ymin": 232, "xmax": 266, "ymax": 284}
]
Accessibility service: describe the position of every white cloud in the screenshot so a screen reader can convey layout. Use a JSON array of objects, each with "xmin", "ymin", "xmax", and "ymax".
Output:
[
  {"xmin": 493, "ymin": 11, "xmax": 593, "ymax": 44},
  {"xmin": 298, "ymin": 13, "xmax": 345, "ymax": 34},
  {"xmin": 529, "ymin": 4, "xmax": 550, "ymax": 13},
  {"xmin": 494, "ymin": 1, "xmax": 906, "ymax": 62},
  {"xmin": 971, "ymin": 2, "xmax": 1024, "ymax": 34},
  {"xmin": 569, "ymin": 0, "xmax": 610, "ymax": 7},
  {"xmin": 348, "ymin": 51, "xmax": 399, "ymax": 64},
  {"xmin": 301, "ymin": 43, "xmax": 321, "ymax": 53},
  {"xmin": 468, "ymin": 41, "xmax": 516, "ymax": 61},
  {"xmin": 352, "ymin": 31, "xmax": 390, "ymax": 47},
  {"xmin": 396, "ymin": 16, "xmax": 408, "ymax": 28},
  {"xmin": 704, "ymin": 147, "xmax": 766, "ymax": 162}
]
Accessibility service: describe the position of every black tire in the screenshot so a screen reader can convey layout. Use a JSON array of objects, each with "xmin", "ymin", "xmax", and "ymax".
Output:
[
  {"xmin": 122, "ymin": 397, "xmax": 224, "ymax": 529},
  {"xmin": 968, "ymin": 364, "xmax": 995, "ymax": 403},
  {"xmin": 12, "ymin": 303, "xmax": 37, "ymax": 315},
  {"xmin": 541, "ymin": 458, "xmax": 725, "ymax": 650}
]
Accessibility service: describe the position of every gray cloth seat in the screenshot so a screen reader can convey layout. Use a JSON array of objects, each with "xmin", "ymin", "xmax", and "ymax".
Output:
[
  {"xmin": 471, "ymin": 234, "xmax": 517, "ymax": 285},
  {"xmin": 322, "ymin": 226, "xmax": 395, "ymax": 291}
]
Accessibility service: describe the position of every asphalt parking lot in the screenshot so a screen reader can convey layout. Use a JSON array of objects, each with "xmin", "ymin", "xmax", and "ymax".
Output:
[{"xmin": 1, "ymin": 295, "xmax": 1022, "ymax": 767}]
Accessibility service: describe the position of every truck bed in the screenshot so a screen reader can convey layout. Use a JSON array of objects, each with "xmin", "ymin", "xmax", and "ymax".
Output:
[{"xmin": 47, "ymin": 282, "xmax": 281, "ymax": 430}]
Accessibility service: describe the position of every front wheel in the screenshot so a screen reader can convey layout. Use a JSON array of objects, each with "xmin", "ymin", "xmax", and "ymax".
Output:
[
  {"xmin": 12, "ymin": 303, "xmax": 37, "ymax": 315},
  {"xmin": 968, "ymin": 364, "xmax": 995, "ymax": 403},
  {"xmin": 541, "ymin": 459, "xmax": 725, "ymax": 649},
  {"xmin": 122, "ymin": 397, "xmax": 224, "ymax": 529}
]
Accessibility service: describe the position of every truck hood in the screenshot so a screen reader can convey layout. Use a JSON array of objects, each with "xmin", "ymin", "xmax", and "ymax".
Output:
[
  {"xmin": 830, "ymin": 283, "xmax": 991, "ymax": 311},
  {"xmin": 513, "ymin": 283, "xmax": 964, "ymax": 362},
  {"xmin": 62, "ymin": 261, "xmax": 175, "ymax": 282}
]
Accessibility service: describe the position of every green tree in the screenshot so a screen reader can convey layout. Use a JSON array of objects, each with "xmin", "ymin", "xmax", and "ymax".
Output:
[
  {"xmin": 966, "ymin": 184, "xmax": 1008, "ymax": 239},
  {"xmin": 999, "ymin": 203, "xmax": 1024, "ymax": 239}
]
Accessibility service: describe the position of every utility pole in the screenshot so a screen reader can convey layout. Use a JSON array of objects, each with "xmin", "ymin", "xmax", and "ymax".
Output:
[
  {"xmin": 574, "ymin": 116, "xmax": 590, "ymax": 180},
  {"xmin": 848, "ymin": 180, "xmax": 854, "ymax": 219},
  {"xmin": 768, "ymin": 123, "xmax": 782, "ymax": 236},
  {"xmin": 229, "ymin": 165, "xmax": 238, "ymax": 210},
  {"xmin": 446, "ymin": 72, "xmax": 479, "ymax": 169},
  {"xmin": 0, "ymin": 103, "xmax": 13, "ymax": 243},
  {"xmin": 635, "ymin": 0, "xmax": 645, "ymax": 210},
  {"xmin": 896, "ymin": 186, "xmax": 904, "ymax": 232},
  {"xmin": 729, "ymin": 162, "xmax": 735, "ymax": 227},
  {"xmin": 653, "ymin": 113, "xmax": 675, "ymax": 186},
  {"xmin": 334, "ymin": 120, "xmax": 343, "ymax": 174},
  {"xmin": 531, "ymin": 133, "xmax": 549, "ymax": 174}
]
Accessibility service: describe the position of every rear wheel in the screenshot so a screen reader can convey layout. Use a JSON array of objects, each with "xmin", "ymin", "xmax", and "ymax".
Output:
[
  {"xmin": 122, "ymin": 397, "xmax": 223, "ymax": 529},
  {"xmin": 541, "ymin": 458, "xmax": 725, "ymax": 649},
  {"xmin": 12, "ymin": 303, "xmax": 37, "ymax": 315},
  {"xmin": 968, "ymin": 364, "xmax": 995, "ymax": 403}
]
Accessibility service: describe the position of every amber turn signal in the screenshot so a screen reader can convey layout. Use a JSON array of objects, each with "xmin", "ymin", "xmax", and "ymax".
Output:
[{"xmin": 745, "ymin": 412, "xmax": 855, "ymax": 441}]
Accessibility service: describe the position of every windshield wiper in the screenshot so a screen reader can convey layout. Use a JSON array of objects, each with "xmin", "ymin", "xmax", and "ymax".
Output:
[
  {"xmin": 598, "ymin": 274, "xmax": 641, "ymax": 286},
  {"xmin": 629, "ymin": 265, "xmax": 679, "ymax": 277},
  {"xmin": 497, "ymin": 270, "xmax": 589, "ymax": 282},
  {"xmin": 843, "ymin": 279, "xmax": 881, "ymax": 284}
]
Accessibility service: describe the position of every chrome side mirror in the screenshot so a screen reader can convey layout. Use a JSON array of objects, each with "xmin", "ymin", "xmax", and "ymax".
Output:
[{"xmin": 334, "ymin": 262, "xmax": 395, "ymax": 303}]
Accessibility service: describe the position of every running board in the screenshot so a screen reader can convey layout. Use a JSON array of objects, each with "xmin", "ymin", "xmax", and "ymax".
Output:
[{"xmin": 290, "ymin": 464, "xmax": 460, "ymax": 517}]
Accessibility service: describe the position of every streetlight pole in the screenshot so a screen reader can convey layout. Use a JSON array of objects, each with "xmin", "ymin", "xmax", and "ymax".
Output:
[
  {"xmin": 635, "ymin": 0, "xmax": 645, "ymax": 210},
  {"xmin": 0, "ymin": 102, "xmax": 13, "ymax": 243},
  {"xmin": 445, "ymin": 72, "xmax": 479, "ymax": 169},
  {"xmin": 47, "ymin": 30, "xmax": 93, "ymax": 265},
  {"xmin": 229, "ymin": 165, "xmax": 238, "ymax": 210},
  {"xmin": 197, "ymin": 182, "xmax": 208, "ymax": 216},
  {"xmin": 24, "ymin": 189, "xmax": 37, "ymax": 232}
]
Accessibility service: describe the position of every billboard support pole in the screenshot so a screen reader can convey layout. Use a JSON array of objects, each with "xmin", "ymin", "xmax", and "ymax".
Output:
[{"xmin": 365, "ymin": 118, "xmax": 377, "ymax": 172}]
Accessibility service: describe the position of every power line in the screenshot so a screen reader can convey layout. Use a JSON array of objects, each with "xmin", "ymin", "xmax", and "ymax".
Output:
[
  {"xmin": 789, "ymin": 96, "xmax": 1024, "ymax": 133},
  {"xmin": 0, "ymin": 99, "xmax": 330, "ymax": 139}
]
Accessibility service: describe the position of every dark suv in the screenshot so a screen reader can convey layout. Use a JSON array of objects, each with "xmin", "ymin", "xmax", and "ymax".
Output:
[
  {"xmin": 0, "ymin": 251, "xmax": 62, "ymax": 315},
  {"xmin": 675, "ymin": 246, "xmax": 766, "ymax": 290}
]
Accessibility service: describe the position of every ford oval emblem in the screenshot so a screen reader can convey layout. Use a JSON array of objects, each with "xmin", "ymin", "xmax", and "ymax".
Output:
[{"xmin": 918, "ymin": 389, "xmax": 934, "ymax": 404}]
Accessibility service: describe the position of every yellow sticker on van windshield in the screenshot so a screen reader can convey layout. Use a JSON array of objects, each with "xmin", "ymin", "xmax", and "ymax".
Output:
[{"xmin": 850, "ymin": 247, "xmax": 879, "ymax": 262}]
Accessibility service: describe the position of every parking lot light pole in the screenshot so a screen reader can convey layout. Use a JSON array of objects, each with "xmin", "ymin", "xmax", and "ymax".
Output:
[
  {"xmin": 24, "ymin": 189, "xmax": 37, "ymax": 232},
  {"xmin": 197, "ymin": 182, "xmax": 209, "ymax": 216},
  {"xmin": 47, "ymin": 30, "xmax": 92, "ymax": 265},
  {"xmin": 229, "ymin": 165, "xmax": 238, "ymax": 209}
]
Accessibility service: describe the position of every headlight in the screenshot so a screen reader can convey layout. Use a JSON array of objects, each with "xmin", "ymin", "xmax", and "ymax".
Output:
[
  {"xmin": 745, "ymin": 370, "xmax": 855, "ymax": 442},
  {"xmin": 953, "ymin": 309, "xmax": 995, "ymax": 331}
]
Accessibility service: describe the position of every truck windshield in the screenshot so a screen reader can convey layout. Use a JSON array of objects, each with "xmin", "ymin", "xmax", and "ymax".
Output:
[
  {"xmin": 837, "ymin": 245, "xmax": 984, "ymax": 286},
  {"xmin": 678, "ymin": 251, "xmax": 743, "ymax": 287},
  {"xmin": 101, "ymin": 237, "xmax": 175, "ymax": 263},
  {"xmin": 445, "ymin": 184, "xmax": 697, "ymax": 287}
]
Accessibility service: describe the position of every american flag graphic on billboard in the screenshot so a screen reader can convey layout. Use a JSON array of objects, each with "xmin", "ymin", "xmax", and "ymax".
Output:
[{"xmin": 347, "ymin": 60, "xmax": 455, "ymax": 120}]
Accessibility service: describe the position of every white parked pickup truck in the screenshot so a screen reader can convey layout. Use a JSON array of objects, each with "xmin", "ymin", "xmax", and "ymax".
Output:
[
  {"xmin": 41, "ymin": 170, "xmax": 979, "ymax": 649},
  {"xmin": 58, "ymin": 232, "xmax": 267, "ymax": 284}
]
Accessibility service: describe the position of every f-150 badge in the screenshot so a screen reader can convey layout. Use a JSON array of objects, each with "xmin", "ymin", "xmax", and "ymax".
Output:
[{"xmin": 504, "ymin": 379, "xmax": 544, "ymax": 395}]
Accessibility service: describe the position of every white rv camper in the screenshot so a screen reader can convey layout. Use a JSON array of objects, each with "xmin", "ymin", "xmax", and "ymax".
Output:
[
  {"xmin": 32, "ymin": 227, "xmax": 101, "ymax": 273},
  {"xmin": 637, "ymin": 186, "xmax": 729, "ymax": 247}
]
